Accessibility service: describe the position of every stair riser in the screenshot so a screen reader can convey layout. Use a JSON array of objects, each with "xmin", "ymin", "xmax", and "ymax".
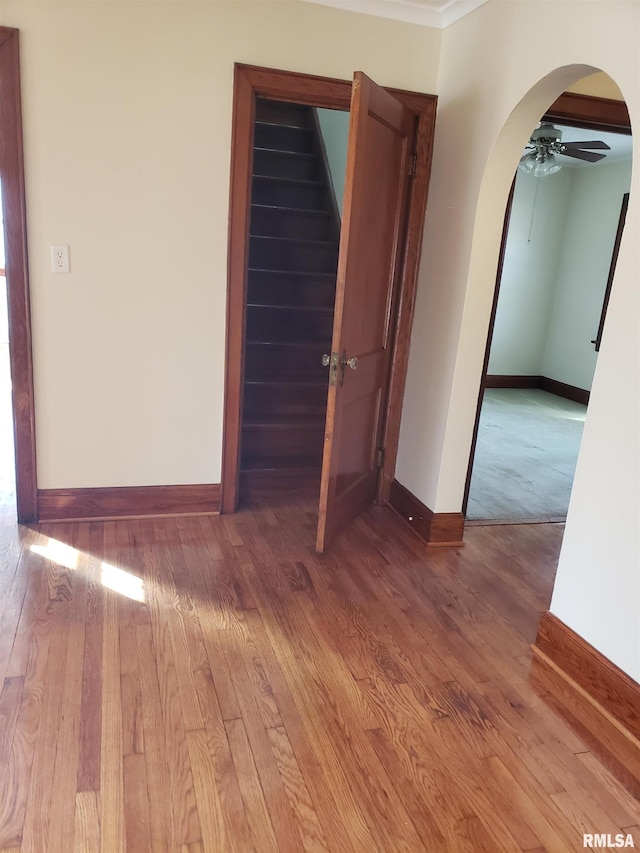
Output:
[
  {"xmin": 252, "ymin": 180, "xmax": 327, "ymax": 209},
  {"xmin": 245, "ymin": 344, "xmax": 328, "ymax": 381},
  {"xmin": 247, "ymin": 273, "xmax": 336, "ymax": 310},
  {"xmin": 246, "ymin": 306, "xmax": 333, "ymax": 344},
  {"xmin": 250, "ymin": 207, "xmax": 337, "ymax": 241},
  {"xmin": 255, "ymin": 99, "xmax": 312, "ymax": 128},
  {"xmin": 241, "ymin": 425, "xmax": 325, "ymax": 458},
  {"xmin": 253, "ymin": 149, "xmax": 319, "ymax": 182},
  {"xmin": 243, "ymin": 383, "xmax": 328, "ymax": 418},
  {"xmin": 254, "ymin": 124, "xmax": 314, "ymax": 153},
  {"xmin": 249, "ymin": 239, "xmax": 338, "ymax": 274}
]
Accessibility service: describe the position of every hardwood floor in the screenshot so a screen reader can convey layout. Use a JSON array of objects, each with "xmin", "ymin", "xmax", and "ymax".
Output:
[{"xmin": 0, "ymin": 502, "xmax": 638, "ymax": 851}]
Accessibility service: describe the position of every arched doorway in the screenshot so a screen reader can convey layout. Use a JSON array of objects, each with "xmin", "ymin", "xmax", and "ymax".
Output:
[{"xmin": 463, "ymin": 84, "xmax": 632, "ymax": 525}]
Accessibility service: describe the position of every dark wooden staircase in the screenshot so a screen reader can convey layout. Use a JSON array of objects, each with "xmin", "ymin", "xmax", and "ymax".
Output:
[{"xmin": 240, "ymin": 98, "xmax": 341, "ymax": 501}]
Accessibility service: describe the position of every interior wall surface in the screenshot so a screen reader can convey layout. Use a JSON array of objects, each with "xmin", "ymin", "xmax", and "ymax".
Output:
[
  {"xmin": 487, "ymin": 168, "xmax": 573, "ymax": 377},
  {"xmin": 542, "ymin": 158, "xmax": 632, "ymax": 391},
  {"xmin": 0, "ymin": 0, "xmax": 440, "ymax": 489},
  {"xmin": 317, "ymin": 107, "xmax": 351, "ymax": 217},
  {"xmin": 395, "ymin": 0, "xmax": 639, "ymax": 679}
]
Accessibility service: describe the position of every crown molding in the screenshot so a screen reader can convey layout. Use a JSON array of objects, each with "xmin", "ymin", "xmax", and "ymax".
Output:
[{"xmin": 300, "ymin": 0, "xmax": 488, "ymax": 29}]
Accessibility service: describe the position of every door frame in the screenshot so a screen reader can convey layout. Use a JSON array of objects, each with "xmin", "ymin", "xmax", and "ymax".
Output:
[
  {"xmin": 0, "ymin": 28, "xmax": 37, "ymax": 523},
  {"xmin": 221, "ymin": 64, "xmax": 437, "ymax": 514},
  {"xmin": 462, "ymin": 92, "xmax": 632, "ymax": 516}
]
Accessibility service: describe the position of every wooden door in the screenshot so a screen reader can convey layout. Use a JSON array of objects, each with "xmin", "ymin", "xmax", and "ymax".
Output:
[{"xmin": 316, "ymin": 72, "xmax": 415, "ymax": 552}]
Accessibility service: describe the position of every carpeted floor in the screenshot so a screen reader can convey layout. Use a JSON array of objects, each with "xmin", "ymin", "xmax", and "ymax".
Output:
[{"xmin": 466, "ymin": 388, "xmax": 587, "ymax": 522}]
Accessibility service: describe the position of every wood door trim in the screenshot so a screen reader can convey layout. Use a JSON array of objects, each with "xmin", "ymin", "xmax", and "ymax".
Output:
[
  {"xmin": 462, "ymin": 178, "xmax": 516, "ymax": 515},
  {"xmin": 544, "ymin": 91, "xmax": 631, "ymax": 134},
  {"xmin": 221, "ymin": 64, "xmax": 436, "ymax": 514},
  {"xmin": 593, "ymin": 192, "xmax": 629, "ymax": 352},
  {"xmin": 377, "ymin": 89, "xmax": 437, "ymax": 504},
  {"xmin": 0, "ymin": 28, "xmax": 37, "ymax": 522}
]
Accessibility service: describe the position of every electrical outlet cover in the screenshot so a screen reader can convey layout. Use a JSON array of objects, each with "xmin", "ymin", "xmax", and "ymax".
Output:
[{"xmin": 51, "ymin": 244, "xmax": 70, "ymax": 274}]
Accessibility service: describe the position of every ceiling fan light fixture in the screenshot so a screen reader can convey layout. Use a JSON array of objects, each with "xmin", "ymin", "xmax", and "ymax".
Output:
[{"xmin": 518, "ymin": 152, "xmax": 562, "ymax": 178}]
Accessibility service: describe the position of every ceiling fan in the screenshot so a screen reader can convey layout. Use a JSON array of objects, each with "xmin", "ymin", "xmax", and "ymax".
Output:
[{"xmin": 518, "ymin": 122, "xmax": 611, "ymax": 177}]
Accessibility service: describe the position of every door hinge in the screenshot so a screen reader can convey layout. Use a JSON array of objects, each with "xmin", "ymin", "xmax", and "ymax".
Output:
[
  {"xmin": 376, "ymin": 447, "xmax": 385, "ymax": 468},
  {"xmin": 409, "ymin": 152, "xmax": 417, "ymax": 178}
]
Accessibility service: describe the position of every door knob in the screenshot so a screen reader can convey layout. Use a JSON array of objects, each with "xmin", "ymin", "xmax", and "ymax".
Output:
[{"xmin": 343, "ymin": 356, "xmax": 357, "ymax": 370}]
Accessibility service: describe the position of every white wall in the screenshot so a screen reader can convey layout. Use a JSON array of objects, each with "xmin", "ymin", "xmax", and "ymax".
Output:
[
  {"xmin": 0, "ymin": 0, "xmax": 440, "ymax": 489},
  {"xmin": 489, "ymin": 157, "xmax": 632, "ymax": 391},
  {"xmin": 487, "ymin": 169, "xmax": 573, "ymax": 376},
  {"xmin": 317, "ymin": 108, "xmax": 351, "ymax": 217},
  {"xmin": 543, "ymin": 159, "xmax": 632, "ymax": 390},
  {"xmin": 395, "ymin": 0, "xmax": 639, "ymax": 680}
]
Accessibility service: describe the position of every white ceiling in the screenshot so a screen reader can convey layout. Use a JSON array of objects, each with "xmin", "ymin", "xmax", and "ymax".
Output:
[
  {"xmin": 301, "ymin": 0, "xmax": 488, "ymax": 29},
  {"xmin": 535, "ymin": 124, "xmax": 633, "ymax": 169}
]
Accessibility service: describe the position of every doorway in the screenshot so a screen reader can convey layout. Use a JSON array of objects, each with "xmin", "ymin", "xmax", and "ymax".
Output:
[
  {"xmin": 464, "ymin": 92, "xmax": 632, "ymax": 524},
  {"xmin": 238, "ymin": 97, "xmax": 348, "ymax": 505},
  {"xmin": 221, "ymin": 65, "xmax": 437, "ymax": 549}
]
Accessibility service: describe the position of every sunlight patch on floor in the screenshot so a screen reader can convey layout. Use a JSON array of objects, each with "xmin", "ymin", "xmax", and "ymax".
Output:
[{"xmin": 30, "ymin": 536, "xmax": 146, "ymax": 602}]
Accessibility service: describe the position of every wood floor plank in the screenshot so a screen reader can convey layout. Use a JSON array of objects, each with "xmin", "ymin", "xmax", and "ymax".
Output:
[
  {"xmin": 136, "ymin": 621, "xmax": 171, "ymax": 853},
  {"xmin": 18, "ymin": 527, "xmax": 79, "ymax": 853},
  {"xmin": 99, "ymin": 590, "xmax": 125, "ymax": 853},
  {"xmin": 124, "ymin": 752, "xmax": 153, "ymax": 853},
  {"xmin": 241, "ymin": 609, "xmax": 358, "ymax": 853},
  {"xmin": 141, "ymin": 522, "xmax": 203, "ymax": 847},
  {"xmin": 1, "ymin": 529, "xmax": 41, "ymax": 682},
  {"xmin": 225, "ymin": 717, "xmax": 279, "ymax": 853},
  {"xmin": 186, "ymin": 729, "xmax": 228, "ymax": 853},
  {"xmin": 45, "ymin": 547, "xmax": 90, "ymax": 853},
  {"xmin": 189, "ymin": 668, "xmax": 255, "ymax": 853},
  {"xmin": 154, "ymin": 520, "xmax": 205, "ymax": 732},
  {"xmin": 76, "ymin": 523, "xmax": 104, "ymax": 793},
  {"xmin": 220, "ymin": 634, "xmax": 306, "ymax": 853},
  {"xmin": 73, "ymin": 790, "xmax": 100, "ymax": 853},
  {"xmin": 121, "ymin": 625, "xmax": 145, "ymax": 757},
  {"xmin": 0, "ymin": 617, "xmax": 51, "ymax": 848},
  {"xmin": 0, "ymin": 677, "xmax": 23, "ymax": 767},
  {"xmin": 266, "ymin": 725, "xmax": 330, "ymax": 853}
]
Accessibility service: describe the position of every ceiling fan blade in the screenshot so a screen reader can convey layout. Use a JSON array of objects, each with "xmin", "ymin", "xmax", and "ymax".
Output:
[
  {"xmin": 561, "ymin": 140, "xmax": 611, "ymax": 150},
  {"xmin": 560, "ymin": 148, "xmax": 608, "ymax": 163}
]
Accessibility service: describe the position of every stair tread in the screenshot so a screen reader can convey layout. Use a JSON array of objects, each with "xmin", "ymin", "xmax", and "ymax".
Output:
[
  {"xmin": 242, "ymin": 338, "xmax": 328, "ymax": 349},
  {"xmin": 244, "ymin": 379, "xmax": 327, "ymax": 387},
  {"xmin": 249, "ymin": 235, "xmax": 338, "ymax": 248},
  {"xmin": 254, "ymin": 147, "xmax": 317, "ymax": 159},
  {"xmin": 243, "ymin": 415, "xmax": 326, "ymax": 427},
  {"xmin": 248, "ymin": 267, "xmax": 336, "ymax": 278},
  {"xmin": 255, "ymin": 120, "xmax": 313, "ymax": 132},
  {"xmin": 252, "ymin": 204, "xmax": 333, "ymax": 218},
  {"xmin": 253, "ymin": 175, "xmax": 324, "ymax": 187},
  {"xmin": 247, "ymin": 303, "xmax": 333, "ymax": 314}
]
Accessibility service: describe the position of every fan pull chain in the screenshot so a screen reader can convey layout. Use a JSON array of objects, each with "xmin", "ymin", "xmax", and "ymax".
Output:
[{"xmin": 527, "ymin": 176, "xmax": 540, "ymax": 244}]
